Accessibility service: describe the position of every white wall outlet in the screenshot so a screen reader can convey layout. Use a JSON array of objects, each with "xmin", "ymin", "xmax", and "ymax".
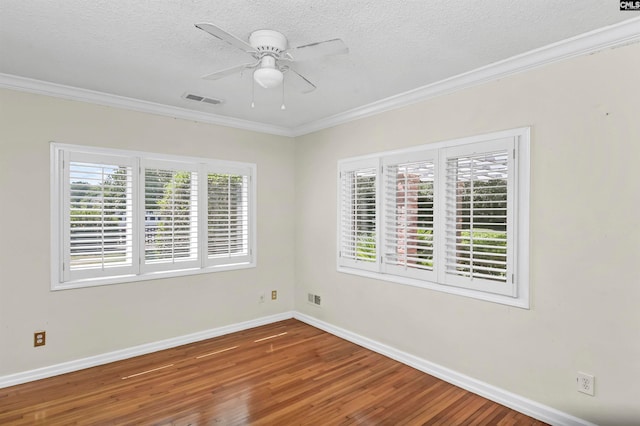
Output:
[
  {"xmin": 259, "ymin": 293, "xmax": 265, "ymax": 303},
  {"xmin": 577, "ymin": 372, "xmax": 595, "ymax": 396}
]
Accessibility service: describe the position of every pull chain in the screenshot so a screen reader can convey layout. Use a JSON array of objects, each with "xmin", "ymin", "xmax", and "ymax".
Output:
[
  {"xmin": 280, "ymin": 75, "xmax": 286, "ymax": 110},
  {"xmin": 251, "ymin": 77, "xmax": 255, "ymax": 108}
]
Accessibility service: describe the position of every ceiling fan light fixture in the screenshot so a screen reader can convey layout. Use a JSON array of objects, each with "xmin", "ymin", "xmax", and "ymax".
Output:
[
  {"xmin": 253, "ymin": 67, "xmax": 283, "ymax": 89},
  {"xmin": 196, "ymin": 24, "xmax": 343, "ymax": 97}
]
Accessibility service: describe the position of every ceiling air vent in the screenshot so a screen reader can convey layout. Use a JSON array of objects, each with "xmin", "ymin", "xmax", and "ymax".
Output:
[{"xmin": 183, "ymin": 93, "xmax": 224, "ymax": 105}]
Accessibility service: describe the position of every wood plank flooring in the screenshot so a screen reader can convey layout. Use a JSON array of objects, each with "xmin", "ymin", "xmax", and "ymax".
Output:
[{"xmin": 0, "ymin": 319, "xmax": 547, "ymax": 425}]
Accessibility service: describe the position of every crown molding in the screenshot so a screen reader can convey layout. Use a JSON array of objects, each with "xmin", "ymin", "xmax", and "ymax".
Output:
[
  {"xmin": 291, "ymin": 17, "xmax": 640, "ymax": 136},
  {"xmin": 1, "ymin": 18, "xmax": 638, "ymax": 138},
  {"xmin": 0, "ymin": 73, "xmax": 295, "ymax": 137}
]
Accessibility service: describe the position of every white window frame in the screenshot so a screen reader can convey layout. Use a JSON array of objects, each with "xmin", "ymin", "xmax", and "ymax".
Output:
[
  {"xmin": 439, "ymin": 138, "xmax": 516, "ymax": 297},
  {"xmin": 381, "ymin": 149, "xmax": 439, "ymax": 283},
  {"xmin": 337, "ymin": 127, "xmax": 530, "ymax": 308},
  {"xmin": 140, "ymin": 158, "xmax": 201, "ymax": 274},
  {"xmin": 204, "ymin": 164, "xmax": 254, "ymax": 268},
  {"xmin": 61, "ymin": 151, "xmax": 138, "ymax": 283},
  {"xmin": 51, "ymin": 143, "xmax": 257, "ymax": 290},
  {"xmin": 337, "ymin": 158, "xmax": 381, "ymax": 272}
]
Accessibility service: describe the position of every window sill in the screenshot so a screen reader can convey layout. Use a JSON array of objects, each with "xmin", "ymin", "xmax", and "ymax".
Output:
[
  {"xmin": 52, "ymin": 262, "xmax": 256, "ymax": 291},
  {"xmin": 337, "ymin": 266, "xmax": 529, "ymax": 309}
]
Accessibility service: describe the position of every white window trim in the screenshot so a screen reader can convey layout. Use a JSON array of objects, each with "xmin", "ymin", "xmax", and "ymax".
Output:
[
  {"xmin": 337, "ymin": 157, "xmax": 381, "ymax": 272},
  {"xmin": 140, "ymin": 158, "xmax": 201, "ymax": 274},
  {"xmin": 203, "ymin": 164, "xmax": 253, "ymax": 269},
  {"xmin": 50, "ymin": 143, "xmax": 257, "ymax": 291},
  {"xmin": 60, "ymin": 150, "xmax": 138, "ymax": 283},
  {"xmin": 380, "ymin": 149, "xmax": 438, "ymax": 284},
  {"xmin": 438, "ymin": 137, "xmax": 516, "ymax": 297},
  {"xmin": 337, "ymin": 127, "xmax": 530, "ymax": 309}
]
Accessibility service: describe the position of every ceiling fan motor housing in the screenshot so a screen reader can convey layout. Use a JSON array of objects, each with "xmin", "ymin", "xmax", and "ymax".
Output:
[{"xmin": 249, "ymin": 30, "xmax": 288, "ymax": 56}]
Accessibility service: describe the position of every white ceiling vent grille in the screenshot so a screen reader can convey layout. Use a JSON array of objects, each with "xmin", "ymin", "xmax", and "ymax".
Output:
[{"xmin": 183, "ymin": 93, "xmax": 224, "ymax": 105}]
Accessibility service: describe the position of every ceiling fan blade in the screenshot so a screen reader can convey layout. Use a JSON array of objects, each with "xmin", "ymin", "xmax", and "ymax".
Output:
[
  {"xmin": 202, "ymin": 62, "xmax": 259, "ymax": 80},
  {"xmin": 285, "ymin": 67, "xmax": 317, "ymax": 93},
  {"xmin": 284, "ymin": 38, "xmax": 348, "ymax": 62},
  {"xmin": 195, "ymin": 23, "xmax": 256, "ymax": 55}
]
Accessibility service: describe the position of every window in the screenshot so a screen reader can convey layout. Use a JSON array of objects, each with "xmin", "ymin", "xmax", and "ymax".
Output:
[
  {"xmin": 142, "ymin": 161, "xmax": 199, "ymax": 272},
  {"xmin": 51, "ymin": 144, "xmax": 256, "ymax": 290},
  {"xmin": 64, "ymin": 152, "xmax": 136, "ymax": 283},
  {"xmin": 441, "ymin": 140, "xmax": 514, "ymax": 296},
  {"xmin": 337, "ymin": 128, "xmax": 529, "ymax": 308},
  {"xmin": 206, "ymin": 168, "xmax": 252, "ymax": 267},
  {"xmin": 382, "ymin": 152, "xmax": 437, "ymax": 283},
  {"xmin": 338, "ymin": 159, "xmax": 378, "ymax": 271}
]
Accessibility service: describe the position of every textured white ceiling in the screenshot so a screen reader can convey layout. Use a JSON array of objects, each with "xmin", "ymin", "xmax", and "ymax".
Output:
[{"xmin": 0, "ymin": 1, "xmax": 635, "ymax": 129}]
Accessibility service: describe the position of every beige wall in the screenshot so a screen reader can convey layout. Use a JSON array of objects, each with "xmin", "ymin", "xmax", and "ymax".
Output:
[
  {"xmin": 1, "ymin": 42, "xmax": 639, "ymax": 425},
  {"xmin": 0, "ymin": 90, "xmax": 295, "ymax": 374},
  {"xmin": 294, "ymin": 43, "xmax": 640, "ymax": 424}
]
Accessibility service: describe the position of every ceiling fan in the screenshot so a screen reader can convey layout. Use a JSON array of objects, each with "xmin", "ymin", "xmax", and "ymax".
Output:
[{"xmin": 195, "ymin": 23, "xmax": 348, "ymax": 99}]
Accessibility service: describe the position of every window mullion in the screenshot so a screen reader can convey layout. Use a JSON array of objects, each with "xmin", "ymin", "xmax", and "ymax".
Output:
[
  {"xmin": 436, "ymin": 150, "xmax": 445, "ymax": 284},
  {"xmin": 227, "ymin": 174, "xmax": 231, "ymax": 256},
  {"xmin": 62, "ymin": 150, "xmax": 71, "ymax": 283},
  {"xmin": 198, "ymin": 164, "xmax": 206, "ymax": 269},
  {"xmin": 507, "ymin": 145, "xmax": 517, "ymax": 294},
  {"xmin": 133, "ymin": 158, "xmax": 141, "ymax": 275},
  {"xmin": 375, "ymin": 160, "xmax": 382, "ymax": 270},
  {"xmin": 469, "ymin": 161, "xmax": 474, "ymax": 280}
]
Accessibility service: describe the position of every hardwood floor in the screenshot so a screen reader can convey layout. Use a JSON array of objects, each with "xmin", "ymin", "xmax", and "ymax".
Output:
[{"xmin": 0, "ymin": 319, "xmax": 547, "ymax": 425}]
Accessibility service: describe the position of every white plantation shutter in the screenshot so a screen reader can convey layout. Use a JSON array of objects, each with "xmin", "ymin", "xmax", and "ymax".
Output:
[
  {"xmin": 64, "ymin": 152, "xmax": 136, "ymax": 282},
  {"xmin": 142, "ymin": 161, "xmax": 199, "ymax": 272},
  {"xmin": 53, "ymin": 144, "xmax": 258, "ymax": 289},
  {"xmin": 441, "ymin": 138, "xmax": 516, "ymax": 296},
  {"xmin": 206, "ymin": 168, "xmax": 252, "ymax": 266},
  {"xmin": 382, "ymin": 154, "xmax": 436, "ymax": 281},
  {"xmin": 338, "ymin": 160, "xmax": 378, "ymax": 270},
  {"xmin": 336, "ymin": 129, "xmax": 528, "ymax": 307}
]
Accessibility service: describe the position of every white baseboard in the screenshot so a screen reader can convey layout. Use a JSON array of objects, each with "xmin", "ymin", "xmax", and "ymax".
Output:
[
  {"xmin": 0, "ymin": 311, "xmax": 294, "ymax": 389},
  {"xmin": 1, "ymin": 310, "xmax": 595, "ymax": 426},
  {"xmin": 293, "ymin": 312, "xmax": 596, "ymax": 426}
]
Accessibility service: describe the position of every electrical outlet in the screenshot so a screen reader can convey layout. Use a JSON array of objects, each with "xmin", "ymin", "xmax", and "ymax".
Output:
[
  {"xmin": 577, "ymin": 372, "xmax": 595, "ymax": 396},
  {"xmin": 259, "ymin": 293, "xmax": 265, "ymax": 303},
  {"xmin": 307, "ymin": 293, "xmax": 322, "ymax": 306},
  {"xmin": 271, "ymin": 290, "xmax": 277, "ymax": 300},
  {"xmin": 34, "ymin": 331, "xmax": 46, "ymax": 347}
]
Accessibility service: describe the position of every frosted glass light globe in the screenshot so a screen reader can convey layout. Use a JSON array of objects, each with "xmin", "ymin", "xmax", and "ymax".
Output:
[{"xmin": 253, "ymin": 67, "xmax": 283, "ymax": 89}]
